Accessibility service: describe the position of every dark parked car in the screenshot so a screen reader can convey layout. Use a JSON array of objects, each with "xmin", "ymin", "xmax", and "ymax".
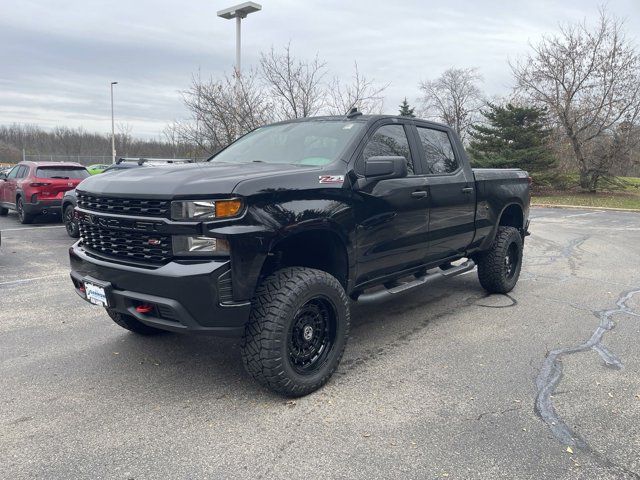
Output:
[
  {"xmin": 69, "ymin": 113, "xmax": 530, "ymax": 396},
  {"xmin": 63, "ymin": 158, "xmax": 195, "ymax": 238},
  {"xmin": 0, "ymin": 162, "xmax": 88, "ymax": 224}
]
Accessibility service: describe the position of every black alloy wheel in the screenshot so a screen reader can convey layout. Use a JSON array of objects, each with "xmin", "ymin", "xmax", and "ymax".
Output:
[{"xmin": 288, "ymin": 297, "xmax": 338, "ymax": 375}]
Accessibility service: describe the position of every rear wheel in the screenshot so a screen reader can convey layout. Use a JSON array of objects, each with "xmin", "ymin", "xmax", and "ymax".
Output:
[
  {"xmin": 106, "ymin": 309, "xmax": 165, "ymax": 335},
  {"xmin": 241, "ymin": 267, "xmax": 350, "ymax": 397},
  {"xmin": 477, "ymin": 226, "xmax": 523, "ymax": 294},
  {"xmin": 16, "ymin": 197, "xmax": 33, "ymax": 224},
  {"xmin": 64, "ymin": 204, "xmax": 79, "ymax": 238}
]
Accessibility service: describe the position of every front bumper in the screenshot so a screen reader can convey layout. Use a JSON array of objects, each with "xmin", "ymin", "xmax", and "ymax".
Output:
[{"xmin": 69, "ymin": 242, "xmax": 251, "ymax": 336}]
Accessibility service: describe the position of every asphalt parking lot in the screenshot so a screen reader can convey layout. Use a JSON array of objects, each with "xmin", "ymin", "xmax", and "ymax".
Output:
[{"xmin": 1, "ymin": 207, "xmax": 639, "ymax": 479}]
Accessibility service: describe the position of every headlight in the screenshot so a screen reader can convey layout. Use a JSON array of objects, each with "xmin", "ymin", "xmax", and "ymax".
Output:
[
  {"xmin": 171, "ymin": 199, "xmax": 243, "ymax": 221},
  {"xmin": 172, "ymin": 236, "xmax": 230, "ymax": 256}
]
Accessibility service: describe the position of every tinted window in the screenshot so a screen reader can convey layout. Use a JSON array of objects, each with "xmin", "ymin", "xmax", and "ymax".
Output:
[
  {"xmin": 417, "ymin": 127, "xmax": 459, "ymax": 174},
  {"xmin": 211, "ymin": 121, "xmax": 364, "ymax": 166},
  {"xmin": 36, "ymin": 167, "xmax": 90, "ymax": 179},
  {"xmin": 17, "ymin": 166, "xmax": 30, "ymax": 178},
  {"xmin": 6, "ymin": 166, "xmax": 20, "ymax": 179},
  {"xmin": 362, "ymin": 124, "xmax": 414, "ymax": 175}
]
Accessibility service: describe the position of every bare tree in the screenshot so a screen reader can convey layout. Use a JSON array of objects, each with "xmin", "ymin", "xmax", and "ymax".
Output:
[
  {"xmin": 511, "ymin": 9, "xmax": 640, "ymax": 191},
  {"xmin": 326, "ymin": 62, "xmax": 388, "ymax": 115},
  {"xmin": 418, "ymin": 67, "xmax": 484, "ymax": 143},
  {"xmin": 176, "ymin": 71, "xmax": 274, "ymax": 154},
  {"xmin": 170, "ymin": 45, "xmax": 394, "ymax": 153},
  {"xmin": 259, "ymin": 44, "xmax": 327, "ymax": 120},
  {"xmin": 116, "ymin": 123, "xmax": 133, "ymax": 156}
]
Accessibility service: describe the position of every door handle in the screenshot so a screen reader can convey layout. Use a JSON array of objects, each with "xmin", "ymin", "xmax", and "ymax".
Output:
[
  {"xmin": 461, "ymin": 187, "xmax": 474, "ymax": 194},
  {"xmin": 411, "ymin": 191, "xmax": 428, "ymax": 198}
]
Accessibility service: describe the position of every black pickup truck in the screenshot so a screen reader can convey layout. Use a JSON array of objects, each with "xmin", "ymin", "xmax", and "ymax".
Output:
[{"xmin": 69, "ymin": 113, "xmax": 530, "ymax": 396}]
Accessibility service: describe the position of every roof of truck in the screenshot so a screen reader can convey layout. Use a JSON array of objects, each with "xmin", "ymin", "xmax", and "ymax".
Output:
[{"xmin": 269, "ymin": 114, "xmax": 450, "ymax": 130}]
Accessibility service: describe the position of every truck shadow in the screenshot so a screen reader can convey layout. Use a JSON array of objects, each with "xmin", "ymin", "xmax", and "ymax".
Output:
[{"xmin": 86, "ymin": 274, "xmax": 486, "ymax": 399}]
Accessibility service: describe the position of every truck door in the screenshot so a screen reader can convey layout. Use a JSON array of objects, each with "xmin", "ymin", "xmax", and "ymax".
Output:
[
  {"xmin": 413, "ymin": 125, "xmax": 476, "ymax": 263},
  {"xmin": 354, "ymin": 121, "xmax": 431, "ymax": 284}
]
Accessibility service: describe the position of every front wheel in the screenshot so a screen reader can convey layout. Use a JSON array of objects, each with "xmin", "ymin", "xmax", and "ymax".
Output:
[
  {"xmin": 64, "ymin": 205, "xmax": 80, "ymax": 238},
  {"xmin": 0, "ymin": 206, "xmax": 8, "ymax": 216},
  {"xmin": 477, "ymin": 226, "xmax": 523, "ymax": 294},
  {"xmin": 241, "ymin": 267, "xmax": 350, "ymax": 397}
]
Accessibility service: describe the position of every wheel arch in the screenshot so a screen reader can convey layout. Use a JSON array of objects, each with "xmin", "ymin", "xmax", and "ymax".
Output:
[
  {"xmin": 260, "ymin": 225, "xmax": 352, "ymax": 290},
  {"xmin": 498, "ymin": 202, "xmax": 525, "ymax": 230},
  {"xmin": 476, "ymin": 200, "xmax": 526, "ymax": 253}
]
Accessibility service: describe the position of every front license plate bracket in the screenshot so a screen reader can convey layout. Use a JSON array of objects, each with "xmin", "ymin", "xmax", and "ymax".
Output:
[{"xmin": 83, "ymin": 277, "xmax": 112, "ymax": 307}]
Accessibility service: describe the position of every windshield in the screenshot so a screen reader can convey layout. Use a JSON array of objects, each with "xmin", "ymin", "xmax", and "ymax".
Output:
[
  {"xmin": 36, "ymin": 167, "xmax": 90, "ymax": 179},
  {"xmin": 210, "ymin": 121, "xmax": 364, "ymax": 166}
]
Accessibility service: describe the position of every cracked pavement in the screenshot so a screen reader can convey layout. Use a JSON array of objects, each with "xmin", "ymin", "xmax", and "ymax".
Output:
[{"xmin": 1, "ymin": 207, "xmax": 639, "ymax": 479}]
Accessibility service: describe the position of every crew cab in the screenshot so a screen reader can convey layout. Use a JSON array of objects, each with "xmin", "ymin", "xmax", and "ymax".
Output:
[
  {"xmin": 0, "ymin": 161, "xmax": 89, "ymax": 224},
  {"xmin": 69, "ymin": 113, "xmax": 530, "ymax": 396}
]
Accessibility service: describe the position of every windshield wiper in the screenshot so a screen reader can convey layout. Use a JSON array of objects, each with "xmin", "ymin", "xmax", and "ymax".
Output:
[{"xmin": 50, "ymin": 176, "xmax": 70, "ymax": 179}]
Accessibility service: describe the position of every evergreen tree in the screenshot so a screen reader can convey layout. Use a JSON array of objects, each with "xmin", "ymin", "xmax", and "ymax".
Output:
[
  {"xmin": 468, "ymin": 103, "xmax": 555, "ymax": 172},
  {"xmin": 398, "ymin": 98, "xmax": 415, "ymax": 117}
]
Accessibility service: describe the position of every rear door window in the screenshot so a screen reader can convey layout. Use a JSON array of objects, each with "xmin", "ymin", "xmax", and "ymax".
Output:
[
  {"xmin": 16, "ymin": 166, "xmax": 29, "ymax": 178},
  {"xmin": 416, "ymin": 127, "xmax": 459, "ymax": 174},
  {"xmin": 36, "ymin": 167, "xmax": 90, "ymax": 179}
]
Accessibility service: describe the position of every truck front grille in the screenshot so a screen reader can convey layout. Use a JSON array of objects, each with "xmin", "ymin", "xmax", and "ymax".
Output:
[
  {"xmin": 79, "ymin": 223, "xmax": 172, "ymax": 265},
  {"xmin": 77, "ymin": 192, "xmax": 171, "ymax": 218}
]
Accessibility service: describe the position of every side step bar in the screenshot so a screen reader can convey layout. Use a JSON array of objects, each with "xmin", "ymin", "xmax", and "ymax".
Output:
[{"xmin": 355, "ymin": 260, "xmax": 476, "ymax": 303}]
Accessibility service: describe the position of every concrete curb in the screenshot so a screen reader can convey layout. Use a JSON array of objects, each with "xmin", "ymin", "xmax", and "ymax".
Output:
[{"xmin": 531, "ymin": 203, "xmax": 640, "ymax": 213}]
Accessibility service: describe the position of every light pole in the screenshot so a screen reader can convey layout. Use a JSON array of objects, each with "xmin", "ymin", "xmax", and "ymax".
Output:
[
  {"xmin": 217, "ymin": 2, "xmax": 262, "ymax": 75},
  {"xmin": 110, "ymin": 81, "xmax": 118, "ymax": 164}
]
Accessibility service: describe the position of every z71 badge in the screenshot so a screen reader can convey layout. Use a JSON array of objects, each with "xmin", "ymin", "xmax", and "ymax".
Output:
[{"xmin": 318, "ymin": 175, "xmax": 344, "ymax": 184}]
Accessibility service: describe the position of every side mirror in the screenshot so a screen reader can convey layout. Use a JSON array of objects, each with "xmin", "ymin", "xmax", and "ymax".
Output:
[
  {"xmin": 0, "ymin": 173, "xmax": 7, "ymax": 181},
  {"xmin": 364, "ymin": 156, "xmax": 408, "ymax": 180}
]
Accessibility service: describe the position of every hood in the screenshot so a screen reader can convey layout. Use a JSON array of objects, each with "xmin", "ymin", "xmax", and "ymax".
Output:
[{"xmin": 76, "ymin": 162, "xmax": 319, "ymax": 198}]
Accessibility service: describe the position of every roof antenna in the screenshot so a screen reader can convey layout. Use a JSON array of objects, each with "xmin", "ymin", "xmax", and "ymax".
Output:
[{"xmin": 346, "ymin": 107, "xmax": 362, "ymax": 118}]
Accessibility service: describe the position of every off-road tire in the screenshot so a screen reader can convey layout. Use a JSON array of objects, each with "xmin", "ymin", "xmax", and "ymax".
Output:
[
  {"xmin": 106, "ymin": 309, "xmax": 165, "ymax": 335},
  {"xmin": 17, "ymin": 197, "xmax": 33, "ymax": 224},
  {"xmin": 64, "ymin": 204, "xmax": 80, "ymax": 238},
  {"xmin": 241, "ymin": 267, "xmax": 350, "ymax": 397},
  {"xmin": 0, "ymin": 206, "xmax": 8, "ymax": 216},
  {"xmin": 477, "ymin": 226, "xmax": 523, "ymax": 294}
]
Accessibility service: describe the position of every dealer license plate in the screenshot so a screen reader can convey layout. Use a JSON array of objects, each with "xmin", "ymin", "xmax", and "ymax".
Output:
[{"xmin": 85, "ymin": 282, "xmax": 109, "ymax": 307}]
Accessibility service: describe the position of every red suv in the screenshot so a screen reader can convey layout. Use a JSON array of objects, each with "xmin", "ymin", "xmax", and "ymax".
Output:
[{"xmin": 0, "ymin": 162, "xmax": 89, "ymax": 224}]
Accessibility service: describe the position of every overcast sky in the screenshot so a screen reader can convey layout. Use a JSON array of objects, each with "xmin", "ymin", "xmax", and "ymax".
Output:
[{"xmin": 1, "ymin": 0, "xmax": 638, "ymax": 139}]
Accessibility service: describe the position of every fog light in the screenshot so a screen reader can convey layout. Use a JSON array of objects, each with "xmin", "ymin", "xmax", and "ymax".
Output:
[{"xmin": 172, "ymin": 236, "xmax": 230, "ymax": 256}]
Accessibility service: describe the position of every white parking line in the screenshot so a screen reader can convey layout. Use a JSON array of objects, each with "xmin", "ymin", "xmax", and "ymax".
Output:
[
  {"xmin": 564, "ymin": 211, "xmax": 601, "ymax": 218},
  {"xmin": 0, "ymin": 225, "xmax": 65, "ymax": 232},
  {"xmin": 0, "ymin": 274, "xmax": 67, "ymax": 286}
]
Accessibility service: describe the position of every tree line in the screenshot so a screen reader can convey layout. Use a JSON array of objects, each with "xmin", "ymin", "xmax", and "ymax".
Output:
[{"xmin": 0, "ymin": 124, "xmax": 197, "ymax": 164}]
